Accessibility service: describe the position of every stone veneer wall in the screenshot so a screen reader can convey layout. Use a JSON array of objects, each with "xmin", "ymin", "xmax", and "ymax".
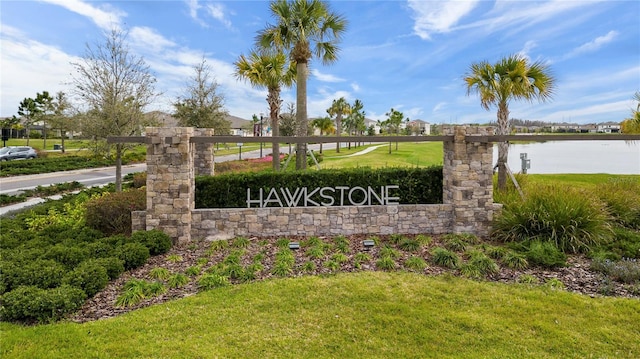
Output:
[
  {"xmin": 193, "ymin": 128, "xmax": 214, "ymax": 176},
  {"xmin": 191, "ymin": 204, "xmax": 453, "ymax": 241},
  {"xmin": 132, "ymin": 126, "xmax": 500, "ymax": 242},
  {"xmin": 442, "ymin": 126, "xmax": 500, "ymax": 237}
]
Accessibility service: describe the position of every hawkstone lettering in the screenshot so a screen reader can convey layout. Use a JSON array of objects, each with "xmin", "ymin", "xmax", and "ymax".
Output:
[{"xmin": 246, "ymin": 185, "xmax": 399, "ymax": 208}]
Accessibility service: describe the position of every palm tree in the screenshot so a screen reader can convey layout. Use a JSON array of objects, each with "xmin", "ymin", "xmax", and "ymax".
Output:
[
  {"xmin": 621, "ymin": 91, "xmax": 640, "ymax": 134},
  {"xmin": 464, "ymin": 54, "xmax": 555, "ymax": 190},
  {"xmin": 311, "ymin": 116, "xmax": 334, "ymax": 153},
  {"xmin": 258, "ymin": 0, "xmax": 347, "ymax": 169},
  {"xmin": 235, "ymin": 50, "xmax": 296, "ymax": 171},
  {"xmin": 327, "ymin": 97, "xmax": 351, "ymax": 153}
]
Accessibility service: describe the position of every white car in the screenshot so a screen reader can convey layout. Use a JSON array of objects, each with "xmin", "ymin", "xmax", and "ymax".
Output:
[{"xmin": 0, "ymin": 146, "xmax": 38, "ymax": 161}]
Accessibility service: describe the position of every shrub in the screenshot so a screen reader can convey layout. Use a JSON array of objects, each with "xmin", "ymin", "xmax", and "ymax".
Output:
[
  {"xmin": 197, "ymin": 274, "xmax": 229, "ymax": 291},
  {"xmin": 130, "ymin": 230, "xmax": 173, "ymax": 256},
  {"xmin": 13, "ymin": 259, "xmax": 66, "ymax": 289},
  {"xmin": 331, "ymin": 253, "xmax": 349, "ymax": 264},
  {"xmin": 231, "ymin": 236, "xmax": 250, "ymax": 248},
  {"xmin": 1, "ymin": 285, "xmax": 86, "ymax": 323},
  {"xmin": 502, "ymin": 251, "xmax": 529, "ymax": 270},
  {"xmin": 596, "ymin": 180, "xmax": 640, "ymax": 229},
  {"xmin": 149, "ymin": 267, "xmax": 172, "ymax": 281},
  {"xmin": 399, "ymin": 238, "xmax": 421, "ymax": 252},
  {"xmin": 167, "ymin": 273, "xmax": 190, "ymax": 288},
  {"xmin": 85, "ymin": 241, "xmax": 116, "ymax": 259},
  {"xmin": 431, "ymin": 248, "xmax": 460, "ymax": 269},
  {"xmin": 416, "ymin": 234, "xmax": 433, "ymax": 246},
  {"xmin": 591, "ymin": 258, "xmax": 640, "ymax": 284},
  {"xmin": 301, "ymin": 261, "xmax": 316, "ymax": 273},
  {"xmin": 492, "ymin": 185, "xmax": 613, "ymax": 253},
  {"xmin": 376, "ymin": 256, "xmax": 396, "ymax": 271},
  {"xmin": 91, "ymin": 257, "xmax": 125, "ymax": 280},
  {"xmin": 306, "ymin": 246, "xmax": 325, "ymax": 259},
  {"xmin": 404, "ymin": 256, "xmax": 427, "ymax": 271},
  {"xmin": 85, "ymin": 188, "xmax": 146, "ymax": 236},
  {"xmin": 185, "ymin": 266, "xmax": 201, "ymax": 277},
  {"xmin": 467, "ymin": 253, "xmax": 499, "ymax": 276},
  {"xmin": 272, "ymin": 261, "xmax": 293, "ymax": 276},
  {"xmin": 116, "ymin": 242, "xmax": 150, "ymax": 270},
  {"xmin": 379, "ymin": 246, "xmax": 400, "ymax": 259},
  {"xmin": 323, "ymin": 260, "xmax": 340, "ymax": 271},
  {"xmin": 43, "ymin": 245, "xmax": 89, "ymax": 269},
  {"xmin": 526, "ymin": 241, "xmax": 567, "ymax": 268},
  {"xmin": 517, "ymin": 274, "xmax": 540, "ymax": 285},
  {"xmin": 62, "ymin": 261, "xmax": 109, "ymax": 297}
]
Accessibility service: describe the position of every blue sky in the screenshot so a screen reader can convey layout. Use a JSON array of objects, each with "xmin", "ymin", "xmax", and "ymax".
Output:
[{"xmin": 1, "ymin": 0, "xmax": 639, "ymax": 124}]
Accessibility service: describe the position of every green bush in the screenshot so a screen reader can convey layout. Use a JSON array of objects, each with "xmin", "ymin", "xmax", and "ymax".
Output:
[
  {"xmin": 591, "ymin": 258, "xmax": 640, "ymax": 284},
  {"xmin": 43, "ymin": 245, "xmax": 89, "ymax": 269},
  {"xmin": 130, "ymin": 229, "xmax": 173, "ymax": 255},
  {"xmin": 116, "ymin": 242, "xmax": 150, "ymax": 270},
  {"xmin": 596, "ymin": 180, "xmax": 640, "ymax": 229},
  {"xmin": 492, "ymin": 185, "xmax": 613, "ymax": 253},
  {"xmin": 431, "ymin": 247, "xmax": 460, "ymax": 269},
  {"xmin": 526, "ymin": 241, "xmax": 567, "ymax": 268},
  {"xmin": 195, "ymin": 166, "xmax": 443, "ymax": 208},
  {"xmin": 13, "ymin": 259, "xmax": 66, "ymax": 289},
  {"xmin": 91, "ymin": 257, "xmax": 125, "ymax": 280},
  {"xmin": 85, "ymin": 241, "xmax": 116, "ymax": 259},
  {"xmin": 0, "ymin": 285, "xmax": 86, "ymax": 323},
  {"xmin": 85, "ymin": 188, "xmax": 146, "ymax": 236},
  {"xmin": 62, "ymin": 261, "xmax": 109, "ymax": 297}
]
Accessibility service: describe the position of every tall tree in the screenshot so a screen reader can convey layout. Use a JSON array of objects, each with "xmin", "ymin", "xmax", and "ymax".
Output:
[
  {"xmin": 464, "ymin": 54, "xmax": 555, "ymax": 190},
  {"xmin": 385, "ymin": 108, "xmax": 404, "ymax": 151},
  {"xmin": 49, "ymin": 92, "xmax": 73, "ymax": 153},
  {"xmin": 35, "ymin": 91, "xmax": 54, "ymax": 150},
  {"xmin": 258, "ymin": 0, "xmax": 347, "ymax": 169},
  {"xmin": 311, "ymin": 116, "xmax": 334, "ymax": 153},
  {"xmin": 621, "ymin": 91, "xmax": 640, "ymax": 134},
  {"xmin": 327, "ymin": 97, "xmax": 351, "ymax": 153},
  {"xmin": 70, "ymin": 28, "xmax": 159, "ymax": 191},
  {"xmin": 346, "ymin": 99, "xmax": 365, "ymax": 148},
  {"xmin": 234, "ymin": 50, "xmax": 296, "ymax": 171},
  {"xmin": 174, "ymin": 58, "xmax": 230, "ymax": 134},
  {"xmin": 17, "ymin": 97, "xmax": 40, "ymax": 146}
]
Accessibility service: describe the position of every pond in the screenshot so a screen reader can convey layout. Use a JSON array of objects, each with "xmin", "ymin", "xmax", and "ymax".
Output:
[{"xmin": 493, "ymin": 140, "xmax": 640, "ymax": 174}]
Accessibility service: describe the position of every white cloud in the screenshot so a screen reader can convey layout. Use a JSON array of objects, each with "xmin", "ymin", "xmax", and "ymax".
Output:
[
  {"xmin": 130, "ymin": 27, "xmax": 177, "ymax": 53},
  {"xmin": 408, "ymin": 0, "xmax": 480, "ymax": 40},
  {"xmin": 562, "ymin": 30, "xmax": 619, "ymax": 60},
  {"xmin": 42, "ymin": 0, "xmax": 125, "ymax": 30},
  {"xmin": 351, "ymin": 83, "xmax": 361, "ymax": 92},
  {"xmin": 1, "ymin": 26, "xmax": 78, "ymax": 116},
  {"xmin": 206, "ymin": 3, "xmax": 233, "ymax": 29},
  {"xmin": 433, "ymin": 102, "xmax": 447, "ymax": 113},
  {"xmin": 311, "ymin": 69, "xmax": 345, "ymax": 83}
]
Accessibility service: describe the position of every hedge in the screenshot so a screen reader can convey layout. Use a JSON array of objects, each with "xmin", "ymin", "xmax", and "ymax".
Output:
[{"xmin": 195, "ymin": 166, "xmax": 443, "ymax": 208}]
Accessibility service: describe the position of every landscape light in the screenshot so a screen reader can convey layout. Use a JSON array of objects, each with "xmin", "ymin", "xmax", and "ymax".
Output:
[
  {"xmin": 289, "ymin": 242, "xmax": 300, "ymax": 250},
  {"xmin": 363, "ymin": 240, "xmax": 375, "ymax": 249}
]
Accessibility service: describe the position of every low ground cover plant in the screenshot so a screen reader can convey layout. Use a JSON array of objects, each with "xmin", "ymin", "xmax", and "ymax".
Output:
[{"xmin": 0, "ymin": 188, "xmax": 173, "ymax": 323}]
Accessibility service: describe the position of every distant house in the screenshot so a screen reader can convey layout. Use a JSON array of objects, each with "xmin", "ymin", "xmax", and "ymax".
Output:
[
  {"xmin": 145, "ymin": 111, "xmax": 253, "ymax": 136},
  {"xmin": 408, "ymin": 119, "xmax": 431, "ymax": 135},
  {"xmin": 597, "ymin": 122, "xmax": 621, "ymax": 133}
]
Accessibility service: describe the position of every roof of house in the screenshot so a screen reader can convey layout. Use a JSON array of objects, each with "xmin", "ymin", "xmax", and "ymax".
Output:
[{"xmin": 144, "ymin": 111, "xmax": 251, "ymax": 129}]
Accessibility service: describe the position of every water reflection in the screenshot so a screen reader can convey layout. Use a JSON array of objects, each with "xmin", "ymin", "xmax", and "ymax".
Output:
[{"xmin": 492, "ymin": 141, "xmax": 640, "ymax": 174}]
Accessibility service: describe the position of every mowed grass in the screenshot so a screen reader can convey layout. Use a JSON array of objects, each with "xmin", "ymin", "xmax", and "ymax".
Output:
[
  {"xmin": 2, "ymin": 272, "xmax": 639, "ymax": 358},
  {"xmin": 321, "ymin": 142, "xmax": 443, "ymax": 169}
]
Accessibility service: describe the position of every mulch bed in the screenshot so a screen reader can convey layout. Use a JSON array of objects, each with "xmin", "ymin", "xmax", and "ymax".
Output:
[{"xmin": 70, "ymin": 234, "xmax": 639, "ymax": 323}]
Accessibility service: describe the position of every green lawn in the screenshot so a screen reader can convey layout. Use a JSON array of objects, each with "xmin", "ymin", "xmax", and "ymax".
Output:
[
  {"xmin": 2, "ymin": 272, "xmax": 638, "ymax": 358},
  {"xmin": 321, "ymin": 142, "xmax": 443, "ymax": 169}
]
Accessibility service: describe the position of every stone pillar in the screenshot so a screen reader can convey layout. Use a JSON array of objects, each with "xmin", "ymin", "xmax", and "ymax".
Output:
[
  {"xmin": 442, "ymin": 126, "xmax": 495, "ymax": 237},
  {"xmin": 145, "ymin": 127, "xmax": 195, "ymax": 243},
  {"xmin": 193, "ymin": 128, "xmax": 215, "ymax": 176}
]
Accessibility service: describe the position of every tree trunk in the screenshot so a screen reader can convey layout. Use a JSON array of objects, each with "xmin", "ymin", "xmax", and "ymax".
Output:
[
  {"xmin": 43, "ymin": 120, "xmax": 47, "ymax": 150},
  {"xmin": 336, "ymin": 114, "xmax": 341, "ymax": 153},
  {"xmin": 115, "ymin": 143, "xmax": 123, "ymax": 192},
  {"xmin": 497, "ymin": 102, "xmax": 510, "ymax": 190},
  {"xmin": 295, "ymin": 61, "xmax": 308, "ymax": 170},
  {"xmin": 271, "ymin": 114, "xmax": 280, "ymax": 172},
  {"xmin": 61, "ymin": 131, "xmax": 66, "ymax": 154}
]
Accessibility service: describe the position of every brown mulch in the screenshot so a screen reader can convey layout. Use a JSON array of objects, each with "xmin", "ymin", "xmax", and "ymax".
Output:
[{"xmin": 70, "ymin": 234, "xmax": 639, "ymax": 323}]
